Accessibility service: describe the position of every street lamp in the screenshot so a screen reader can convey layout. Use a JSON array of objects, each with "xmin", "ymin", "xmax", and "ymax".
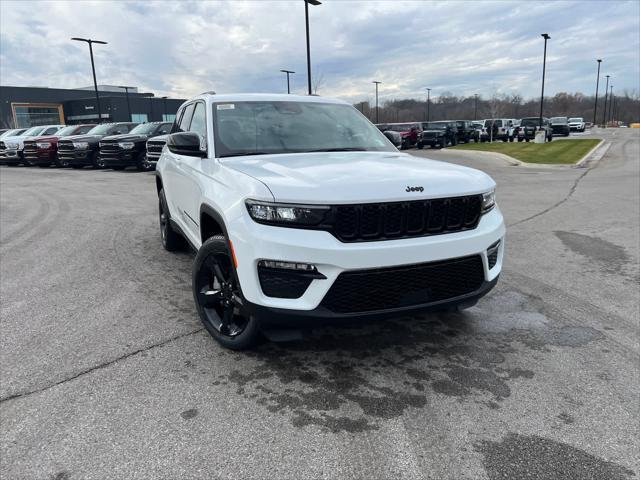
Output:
[
  {"xmin": 602, "ymin": 75, "xmax": 610, "ymax": 127},
  {"xmin": 539, "ymin": 33, "xmax": 550, "ymax": 129},
  {"xmin": 372, "ymin": 81, "xmax": 382, "ymax": 123},
  {"xmin": 426, "ymin": 88, "xmax": 431, "ymax": 122},
  {"xmin": 118, "ymin": 86, "xmax": 133, "ymax": 121},
  {"xmin": 593, "ymin": 59, "xmax": 602, "ymax": 125},
  {"xmin": 280, "ymin": 70, "xmax": 295, "ymax": 94},
  {"xmin": 71, "ymin": 37, "xmax": 107, "ymax": 123},
  {"xmin": 474, "ymin": 93, "xmax": 478, "ymax": 121},
  {"xmin": 304, "ymin": 0, "xmax": 321, "ymax": 95}
]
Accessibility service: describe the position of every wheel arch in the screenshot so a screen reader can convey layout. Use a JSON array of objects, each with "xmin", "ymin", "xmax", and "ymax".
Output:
[
  {"xmin": 200, "ymin": 204, "xmax": 228, "ymax": 243},
  {"xmin": 155, "ymin": 173, "xmax": 163, "ymax": 195}
]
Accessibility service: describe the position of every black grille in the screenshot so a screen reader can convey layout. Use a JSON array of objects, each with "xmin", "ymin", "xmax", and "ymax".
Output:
[
  {"xmin": 99, "ymin": 141, "xmax": 121, "ymax": 154},
  {"xmin": 321, "ymin": 255, "xmax": 484, "ymax": 314},
  {"xmin": 329, "ymin": 195, "xmax": 482, "ymax": 242},
  {"xmin": 23, "ymin": 141, "xmax": 38, "ymax": 157},
  {"xmin": 147, "ymin": 141, "xmax": 165, "ymax": 153},
  {"xmin": 57, "ymin": 141, "xmax": 75, "ymax": 153},
  {"xmin": 258, "ymin": 267, "xmax": 313, "ymax": 299}
]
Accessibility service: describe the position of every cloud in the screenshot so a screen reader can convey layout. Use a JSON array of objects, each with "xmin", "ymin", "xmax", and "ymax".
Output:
[{"xmin": 1, "ymin": 0, "xmax": 638, "ymax": 103}]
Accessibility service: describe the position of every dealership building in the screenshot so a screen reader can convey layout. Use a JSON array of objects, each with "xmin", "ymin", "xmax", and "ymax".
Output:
[{"xmin": 0, "ymin": 85, "xmax": 185, "ymax": 129}]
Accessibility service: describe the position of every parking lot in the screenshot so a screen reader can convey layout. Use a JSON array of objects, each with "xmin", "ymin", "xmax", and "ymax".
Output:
[{"xmin": 0, "ymin": 128, "xmax": 638, "ymax": 479}]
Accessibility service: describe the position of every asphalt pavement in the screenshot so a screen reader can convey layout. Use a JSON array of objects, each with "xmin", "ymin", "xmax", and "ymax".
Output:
[{"xmin": 1, "ymin": 128, "xmax": 638, "ymax": 479}]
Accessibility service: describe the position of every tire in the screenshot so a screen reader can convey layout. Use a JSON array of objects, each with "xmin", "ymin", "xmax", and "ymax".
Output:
[
  {"xmin": 525, "ymin": 139, "xmax": 530, "ymax": 143},
  {"xmin": 417, "ymin": 142, "xmax": 424, "ymax": 150},
  {"xmin": 158, "ymin": 188, "xmax": 185, "ymax": 252},
  {"xmin": 93, "ymin": 151, "xmax": 104, "ymax": 169},
  {"xmin": 193, "ymin": 235, "xmax": 261, "ymax": 350},
  {"xmin": 137, "ymin": 153, "xmax": 154, "ymax": 171},
  {"xmin": 57, "ymin": 158, "xmax": 69, "ymax": 168},
  {"xmin": 547, "ymin": 134, "xmax": 553, "ymax": 142}
]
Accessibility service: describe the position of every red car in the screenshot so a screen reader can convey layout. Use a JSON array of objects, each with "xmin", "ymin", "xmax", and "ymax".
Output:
[
  {"xmin": 23, "ymin": 124, "xmax": 96, "ymax": 167},
  {"xmin": 379, "ymin": 122, "xmax": 422, "ymax": 149}
]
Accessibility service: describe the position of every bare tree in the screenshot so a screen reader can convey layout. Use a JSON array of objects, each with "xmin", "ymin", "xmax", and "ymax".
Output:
[{"xmin": 312, "ymin": 66, "xmax": 325, "ymax": 95}]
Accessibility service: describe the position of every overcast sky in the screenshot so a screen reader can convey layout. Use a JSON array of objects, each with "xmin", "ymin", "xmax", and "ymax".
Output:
[{"xmin": 1, "ymin": 0, "xmax": 638, "ymax": 104}]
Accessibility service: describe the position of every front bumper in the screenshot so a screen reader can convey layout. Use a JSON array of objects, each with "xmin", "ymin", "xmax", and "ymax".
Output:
[
  {"xmin": 100, "ymin": 151, "xmax": 139, "ymax": 168},
  {"xmin": 62, "ymin": 150, "xmax": 94, "ymax": 166},
  {"xmin": 232, "ymin": 207, "xmax": 505, "ymax": 316},
  {"xmin": 25, "ymin": 151, "xmax": 56, "ymax": 165},
  {"xmin": 0, "ymin": 149, "xmax": 21, "ymax": 164}
]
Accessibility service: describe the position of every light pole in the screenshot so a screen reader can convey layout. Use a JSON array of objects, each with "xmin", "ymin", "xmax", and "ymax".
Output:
[
  {"xmin": 372, "ymin": 81, "xmax": 381, "ymax": 123},
  {"xmin": 539, "ymin": 33, "xmax": 550, "ymax": 129},
  {"xmin": 608, "ymin": 85, "xmax": 614, "ymax": 126},
  {"xmin": 425, "ymin": 88, "xmax": 431, "ymax": 122},
  {"xmin": 602, "ymin": 75, "xmax": 610, "ymax": 126},
  {"xmin": 304, "ymin": 0, "xmax": 321, "ymax": 95},
  {"xmin": 71, "ymin": 37, "xmax": 107, "ymax": 123},
  {"xmin": 474, "ymin": 93, "xmax": 478, "ymax": 120},
  {"xmin": 280, "ymin": 70, "xmax": 295, "ymax": 94},
  {"xmin": 593, "ymin": 59, "xmax": 602, "ymax": 125},
  {"xmin": 118, "ymin": 86, "xmax": 133, "ymax": 121}
]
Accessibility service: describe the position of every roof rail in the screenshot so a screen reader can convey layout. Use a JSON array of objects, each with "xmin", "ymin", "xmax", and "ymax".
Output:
[{"xmin": 200, "ymin": 91, "xmax": 216, "ymax": 95}]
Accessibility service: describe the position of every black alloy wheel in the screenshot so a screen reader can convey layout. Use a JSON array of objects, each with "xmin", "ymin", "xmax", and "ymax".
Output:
[
  {"xmin": 137, "ymin": 153, "xmax": 154, "ymax": 171},
  {"xmin": 193, "ymin": 236, "xmax": 260, "ymax": 349}
]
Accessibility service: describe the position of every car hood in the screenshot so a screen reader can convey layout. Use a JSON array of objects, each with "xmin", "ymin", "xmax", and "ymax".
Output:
[
  {"xmin": 60, "ymin": 134, "xmax": 105, "ymax": 143},
  {"xmin": 222, "ymin": 151, "xmax": 495, "ymax": 204},
  {"xmin": 30, "ymin": 135, "xmax": 62, "ymax": 142},
  {"xmin": 101, "ymin": 134, "xmax": 150, "ymax": 142},
  {"xmin": 148, "ymin": 134, "xmax": 169, "ymax": 142}
]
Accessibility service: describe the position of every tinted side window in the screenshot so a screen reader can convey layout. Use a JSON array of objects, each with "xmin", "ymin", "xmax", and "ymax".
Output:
[
  {"xmin": 177, "ymin": 104, "xmax": 195, "ymax": 133},
  {"xmin": 189, "ymin": 103, "xmax": 206, "ymax": 138},
  {"xmin": 44, "ymin": 127, "xmax": 60, "ymax": 135}
]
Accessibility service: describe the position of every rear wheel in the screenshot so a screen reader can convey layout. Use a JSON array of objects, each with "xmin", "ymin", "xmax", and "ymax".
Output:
[{"xmin": 193, "ymin": 235, "xmax": 260, "ymax": 350}]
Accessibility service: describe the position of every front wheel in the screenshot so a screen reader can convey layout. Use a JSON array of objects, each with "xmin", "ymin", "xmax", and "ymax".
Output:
[
  {"xmin": 417, "ymin": 142, "xmax": 424, "ymax": 150},
  {"xmin": 193, "ymin": 235, "xmax": 261, "ymax": 350},
  {"xmin": 137, "ymin": 154, "xmax": 154, "ymax": 171}
]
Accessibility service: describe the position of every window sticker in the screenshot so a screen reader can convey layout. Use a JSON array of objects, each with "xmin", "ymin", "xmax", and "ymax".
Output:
[{"xmin": 217, "ymin": 104, "xmax": 235, "ymax": 110}]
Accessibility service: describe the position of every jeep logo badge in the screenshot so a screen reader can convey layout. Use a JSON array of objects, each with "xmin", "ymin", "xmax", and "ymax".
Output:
[{"xmin": 406, "ymin": 186, "xmax": 424, "ymax": 192}]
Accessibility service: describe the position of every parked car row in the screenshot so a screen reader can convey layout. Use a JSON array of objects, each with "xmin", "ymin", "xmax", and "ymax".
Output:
[
  {"xmin": 0, "ymin": 122, "xmax": 172, "ymax": 171},
  {"xmin": 375, "ymin": 114, "xmax": 588, "ymax": 150}
]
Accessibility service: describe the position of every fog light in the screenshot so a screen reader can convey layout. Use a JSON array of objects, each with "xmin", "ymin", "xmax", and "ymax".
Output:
[
  {"xmin": 487, "ymin": 240, "xmax": 501, "ymax": 269},
  {"xmin": 258, "ymin": 260, "xmax": 317, "ymax": 271}
]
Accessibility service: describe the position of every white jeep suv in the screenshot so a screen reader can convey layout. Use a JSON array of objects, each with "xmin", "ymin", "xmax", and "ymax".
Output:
[{"xmin": 156, "ymin": 93, "xmax": 505, "ymax": 349}]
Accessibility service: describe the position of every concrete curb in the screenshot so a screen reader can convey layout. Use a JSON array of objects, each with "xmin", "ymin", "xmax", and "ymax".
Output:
[
  {"xmin": 574, "ymin": 139, "xmax": 607, "ymax": 168},
  {"xmin": 434, "ymin": 149, "xmax": 524, "ymax": 167}
]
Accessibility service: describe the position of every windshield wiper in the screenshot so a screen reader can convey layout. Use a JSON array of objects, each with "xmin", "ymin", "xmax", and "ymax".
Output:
[{"xmin": 304, "ymin": 147, "xmax": 367, "ymax": 152}]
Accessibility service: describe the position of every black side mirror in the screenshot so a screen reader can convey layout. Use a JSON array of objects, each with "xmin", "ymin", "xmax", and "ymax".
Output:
[{"xmin": 167, "ymin": 132, "xmax": 206, "ymax": 157}]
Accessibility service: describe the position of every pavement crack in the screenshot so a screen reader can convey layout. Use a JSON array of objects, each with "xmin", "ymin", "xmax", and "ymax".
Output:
[{"xmin": 0, "ymin": 328, "xmax": 204, "ymax": 405}]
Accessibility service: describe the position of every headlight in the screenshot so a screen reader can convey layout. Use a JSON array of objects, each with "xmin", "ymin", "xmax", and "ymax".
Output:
[
  {"xmin": 5, "ymin": 142, "xmax": 18, "ymax": 149},
  {"xmin": 246, "ymin": 200, "xmax": 329, "ymax": 226},
  {"xmin": 36, "ymin": 142, "xmax": 51, "ymax": 149},
  {"xmin": 118, "ymin": 142, "xmax": 135, "ymax": 150},
  {"xmin": 73, "ymin": 142, "xmax": 89, "ymax": 149},
  {"xmin": 482, "ymin": 190, "xmax": 496, "ymax": 213}
]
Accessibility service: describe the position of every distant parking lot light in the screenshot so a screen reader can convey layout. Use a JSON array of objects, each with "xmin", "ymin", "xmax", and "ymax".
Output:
[
  {"xmin": 71, "ymin": 37, "xmax": 108, "ymax": 123},
  {"xmin": 280, "ymin": 70, "xmax": 295, "ymax": 94},
  {"xmin": 539, "ymin": 33, "xmax": 550, "ymax": 129},
  {"xmin": 593, "ymin": 59, "xmax": 602, "ymax": 126},
  {"xmin": 304, "ymin": 0, "xmax": 321, "ymax": 95},
  {"xmin": 602, "ymin": 75, "xmax": 610, "ymax": 127},
  {"xmin": 373, "ymin": 81, "xmax": 382, "ymax": 123},
  {"xmin": 426, "ymin": 88, "xmax": 432, "ymax": 122}
]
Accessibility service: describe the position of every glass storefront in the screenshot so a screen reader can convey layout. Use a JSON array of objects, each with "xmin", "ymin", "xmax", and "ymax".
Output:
[{"xmin": 13, "ymin": 104, "xmax": 63, "ymax": 127}]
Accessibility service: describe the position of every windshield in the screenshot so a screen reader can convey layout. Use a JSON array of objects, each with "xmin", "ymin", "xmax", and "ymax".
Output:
[
  {"xmin": 385, "ymin": 123, "xmax": 416, "ymax": 132},
  {"xmin": 87, "ymin": 124, "xmax": 116, "ymax": 135},
  {"xmin": 1, "ymin": 129, "xmax": 23, "ymax": 138},
  {"xmin": 54, "ymin": 126, "xmax": 77, "ymax": 137},
  {"xmin": 568, "ymin": 118, "xmax": 582, "ymax": 123},
  {"xmin": 22, "ymin": 126, "xmax": 45, "ymax": 136},
  {"xmin": 129, "ymin": 123, "xmax": 160, "ymax": 135},
  {"xmin": 423, "ymin": 122, "xmax": 447, "ymax": 130},
  {"xmin": 550, "ymin": 117, "xmax": 567, "ymax": 124},
  {"xmin": 213, "ymin": 101, "xmax": 395, "ymax": 158},
  {"xmin": 520, "ymin": 118, "xmax": 539, "ymax": 126}
]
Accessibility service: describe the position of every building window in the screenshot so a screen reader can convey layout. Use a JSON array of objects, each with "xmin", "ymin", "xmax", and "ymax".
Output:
[
  {"xmin": 163, "ymin": 114, "xmax": 176, "ymax": 122},
  {"xmin": 12, "ymin": 103, "xmax": 64, "ymax": 128},
  {"xmin": 131, "ymin": 113, "xmax": 148, "ymax": 123}
]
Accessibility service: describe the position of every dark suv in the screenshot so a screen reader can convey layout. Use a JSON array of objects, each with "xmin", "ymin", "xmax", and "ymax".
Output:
[
  {"xmin": 517, "ymin": 117, "xmax": 553, "ymax": 142},
  {"xmin": 98, "ymin": 122, "xmax": 172, "ymax": 171},
  {"xmin": 58, "ymin": 123, "xmax": 138, "ymax": 169},
  {"xmin": 453, "ymin": 120, "xmax": 474, "ymax": 144},
  {"xmin": 550, "ymin": 117, "xmax": 570, "ymax": 137},
  {"xmin": 382, "ymin": 123, "xmax": 422, "ymax": 149},
  {"xmin": 419, "ymin": 121, "xmax": 457, "ymax": 148}
]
